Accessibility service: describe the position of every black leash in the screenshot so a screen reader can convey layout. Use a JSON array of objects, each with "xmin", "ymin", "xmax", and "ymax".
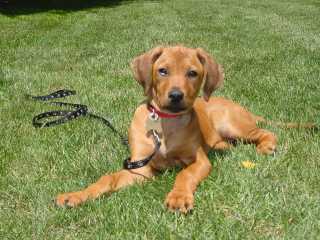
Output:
[
  {"xmin": 123, "ymin": 130, "xmax": 161, "ymax": 169},
  {"xmin": 28, "ymin": 89, "xmax": 161, "ymax": 170},
  {"xmin": 27, "ymin": 89, "xmax": 128, "ymax": 145}
]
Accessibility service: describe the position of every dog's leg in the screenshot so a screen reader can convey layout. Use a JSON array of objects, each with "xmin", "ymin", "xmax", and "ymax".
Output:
[
  {"xmin": 55, "ymin": 165, "xmax": 155, "ymax": 207},
  {"xmin": 210, "ymin": 102, "xmax": 277, "ymax": 155},
  {"xmin": 165, "ymin": 147, "xmax": 212, "ymax": 213},
  {"xmin": 218, "ymin": 119, "xmax": 277, "ymax": 155},
  {"xmin": 244, "ymin": 127, "xmax": 277, "ymax": 155},
  {"xmin": 55, "ymin": 129, "xmax": 157, "ymax": 207},
  {"xmin": 213, "ymin": 140, "xmax": 232, "ymax": 150}
]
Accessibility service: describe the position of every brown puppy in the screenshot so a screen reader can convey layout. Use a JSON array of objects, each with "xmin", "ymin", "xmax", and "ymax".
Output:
[{"xmin": 56, "ymin": 46, "xmax": 277, "ymax": 213}]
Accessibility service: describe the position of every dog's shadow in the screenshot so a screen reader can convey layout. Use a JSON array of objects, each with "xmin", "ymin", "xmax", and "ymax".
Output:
[{"xmin": 207, "ymin": 149, "xmax": 229, "ymax": 162}]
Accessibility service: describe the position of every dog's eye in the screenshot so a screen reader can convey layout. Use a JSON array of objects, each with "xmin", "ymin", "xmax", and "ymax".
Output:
[
  {"xmin": 187, "ymin": 70, "xmax": 198, "ymax": 78},
  {"xmin": 158, "ymin": 68, "xmax": 168, "ymax": 76}
]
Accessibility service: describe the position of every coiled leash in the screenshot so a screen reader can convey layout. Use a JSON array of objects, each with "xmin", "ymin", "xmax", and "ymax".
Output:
[{"xmin": 28, "ymin": 89, "xmax": 161, "ymax": 170}]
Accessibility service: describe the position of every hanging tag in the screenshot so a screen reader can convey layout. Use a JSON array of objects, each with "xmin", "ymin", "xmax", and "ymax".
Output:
[{"xmin": 145, "ymin": 111, "xmax": 162, "ymax": 133}]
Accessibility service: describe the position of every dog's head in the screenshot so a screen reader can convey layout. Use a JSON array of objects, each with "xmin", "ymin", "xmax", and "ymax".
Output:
[{"xmin": 131, "ymin": 46, "xmax": 224, "ymax": 113}]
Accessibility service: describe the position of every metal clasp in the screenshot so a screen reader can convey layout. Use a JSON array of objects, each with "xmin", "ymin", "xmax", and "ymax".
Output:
[{"xmin": 151, "ymin": 129, "xmax": 161, "ymax": 144}]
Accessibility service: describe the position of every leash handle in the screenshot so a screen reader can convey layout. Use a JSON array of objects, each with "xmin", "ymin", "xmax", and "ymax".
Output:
[
  {"xmin": 27, "ymin": 89, "xmax": 76, "ymax": 101},
  {"xmin": 32, "ymin": 109, "xmax": 87, "ymax": 128},
  {"xmin": 29, "ymin": 89, "xmax": 157, "ymax": 170},
  {"xmin": 29, "ymin": 89, "xmax": 88, "ymax": 128},
  {"xmin": 29, "ymin": 89, "xmax": 128, "ymax": 146}
]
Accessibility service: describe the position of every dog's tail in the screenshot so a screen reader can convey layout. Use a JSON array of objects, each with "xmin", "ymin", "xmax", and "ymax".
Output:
[{"xmin": 254, "ymin": 116, "xmax": 318, "ymax": 130}]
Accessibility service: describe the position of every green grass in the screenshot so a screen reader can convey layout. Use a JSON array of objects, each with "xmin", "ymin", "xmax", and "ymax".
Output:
[{"xmin": 1, "ymin": 0, "xmax": 320, "ymax": 239}]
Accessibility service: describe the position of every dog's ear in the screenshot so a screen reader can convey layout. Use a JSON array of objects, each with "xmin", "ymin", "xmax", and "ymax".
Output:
[
  {"xmin": 131, "ymin": 47, "xmax": 164, "ymax": 97},
  {"xmin": 196, "ymin": 48, "xmax": 224, "ymax": 101}
]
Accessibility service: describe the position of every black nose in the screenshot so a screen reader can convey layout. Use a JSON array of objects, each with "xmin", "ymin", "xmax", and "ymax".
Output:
[{"xmin": 168, "ymin": 89, "xmax": 184, "ymax": 103}]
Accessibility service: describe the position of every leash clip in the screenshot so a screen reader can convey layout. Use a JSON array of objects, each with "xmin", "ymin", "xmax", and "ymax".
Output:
[{"xmin": 151, "ymin": 129, "xmax": 161, "ymax": 145}]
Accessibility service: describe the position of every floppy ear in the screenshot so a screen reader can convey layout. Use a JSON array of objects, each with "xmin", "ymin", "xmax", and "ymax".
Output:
[
  {"xmin": 130, "ymin": 47, "xmax": 164, "ymax": 97},
  {"xmin": 196, "ymin": 48, "xmax": 224, "ymax": 101}
]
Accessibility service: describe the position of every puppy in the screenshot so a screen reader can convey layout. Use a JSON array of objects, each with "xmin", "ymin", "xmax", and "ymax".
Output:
[{"xmin": 56, "ymin": 46, "xmax": 277, "ymax": 213}]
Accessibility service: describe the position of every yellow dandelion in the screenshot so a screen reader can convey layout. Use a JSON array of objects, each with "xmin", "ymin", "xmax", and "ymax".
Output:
[{"xmin": 241, "ymin": 160, "xmax": 256, "ymax": 169}]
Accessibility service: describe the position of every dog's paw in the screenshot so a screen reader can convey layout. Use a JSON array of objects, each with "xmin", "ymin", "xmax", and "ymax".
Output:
[
  {"xmin": 55, "ymin": 191, "xmax": 87, "ymax": 208},
  {"xmin": 257, "ymin": 142, "xmax": 276, "ymax": 155},
  {"xmin": 165, "ymin": 189, "xmax": 194, "ymax": 214}
]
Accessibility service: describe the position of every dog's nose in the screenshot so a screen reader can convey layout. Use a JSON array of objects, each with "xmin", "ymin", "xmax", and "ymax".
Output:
[{"xmin": 168, "ymin": 89, "xmax": 184, "ymax": 103}]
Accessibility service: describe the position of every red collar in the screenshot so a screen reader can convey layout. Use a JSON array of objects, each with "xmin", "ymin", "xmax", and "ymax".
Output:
[{"xmin": 147, "ymin": 104, "xmax": 180, "ymax": 119}]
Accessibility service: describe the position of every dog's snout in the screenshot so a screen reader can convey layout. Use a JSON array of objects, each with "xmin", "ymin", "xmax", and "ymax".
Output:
[{"xmin": 168, "ymin": 89, "xmax": 184, "ymax": 103}]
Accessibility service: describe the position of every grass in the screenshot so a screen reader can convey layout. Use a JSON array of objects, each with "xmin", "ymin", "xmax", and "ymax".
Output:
[{"xmin": 1, "ymin": 0, "xmax": 320, "ymax": 239}]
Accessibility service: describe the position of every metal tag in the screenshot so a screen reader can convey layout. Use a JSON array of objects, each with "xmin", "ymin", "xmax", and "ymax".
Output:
[{"xmin": 145, "ymin": 111, "xmax": 162, "ymax": 133}]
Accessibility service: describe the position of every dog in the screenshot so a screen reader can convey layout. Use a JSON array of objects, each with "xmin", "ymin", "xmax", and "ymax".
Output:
[{"xmin": 55, "ymin": 46, "xmax": 277, "ymax": 213}]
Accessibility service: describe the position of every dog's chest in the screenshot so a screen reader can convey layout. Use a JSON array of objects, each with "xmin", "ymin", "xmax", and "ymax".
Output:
[
  {"xmin": 157, "ymin": 115, "xmax": 193, "ymax": 158},
  {"xmin": 158, "ymin": 137, "xmax": 196, "ymax": 167},
  {"xmin": 158, "ymin": 139, "xmax": 167, "ymax": 158}
]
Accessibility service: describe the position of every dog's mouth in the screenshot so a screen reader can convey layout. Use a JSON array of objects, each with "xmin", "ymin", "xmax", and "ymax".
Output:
[{"xmin": 163, "ymin": 103, "xmax": 188, "ymax": 113}]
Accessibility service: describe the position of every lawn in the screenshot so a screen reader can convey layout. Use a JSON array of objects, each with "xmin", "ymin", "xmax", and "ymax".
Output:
[{"xmin": 1, "ymin": 0, "xmax": 319, "ymax": 239}]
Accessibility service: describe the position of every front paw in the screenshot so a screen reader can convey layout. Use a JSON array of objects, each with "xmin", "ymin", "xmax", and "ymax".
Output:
[
  {"xmin": 55, "ymin": 191, "xmax": 87, "ymax": 208},
  {"xmin": 165, "ymin": 189, "xmax": 194, "ymax": 214}
]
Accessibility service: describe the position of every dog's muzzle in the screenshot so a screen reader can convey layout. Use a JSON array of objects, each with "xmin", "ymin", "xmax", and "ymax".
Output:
[
  {"xmin": 165, "ymin": 89, "xmax": 187, "ymax": 113},
  {"xmin": 168, "ymin": 89, "xmax": 184, "ymax": 104}
]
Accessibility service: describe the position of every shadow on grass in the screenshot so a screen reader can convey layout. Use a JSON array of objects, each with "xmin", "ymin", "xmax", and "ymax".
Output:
[
  {"xmin": 0, "ymin": 0, "xmax": 129, "ymax": 16},
  {"xmin": 208, "ymin": 149, "xmax": 229, "ymax": 158}
]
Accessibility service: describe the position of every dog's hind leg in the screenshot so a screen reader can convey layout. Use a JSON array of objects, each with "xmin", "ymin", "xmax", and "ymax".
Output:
[
  {"xmin": 234, "ymin": 114, "xmax": 277, "ymax": 155},
  {"xmin": 244, "ymin": 127, "xmax": 277, "ymax": 154},
  {"xmin": 227, "ymin": 121, "xmax": 277, "ymax": 155},
  {"xmin": 213, "ymin": 140, "xmax": 233, "ymax": 150},
  {"xmin": 212, "ymin": 107, "xmax": 277, "ymax": 155},
  {"xmin": 219, "ymin": 123, "xmax": 277, "ymax": 155}
]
